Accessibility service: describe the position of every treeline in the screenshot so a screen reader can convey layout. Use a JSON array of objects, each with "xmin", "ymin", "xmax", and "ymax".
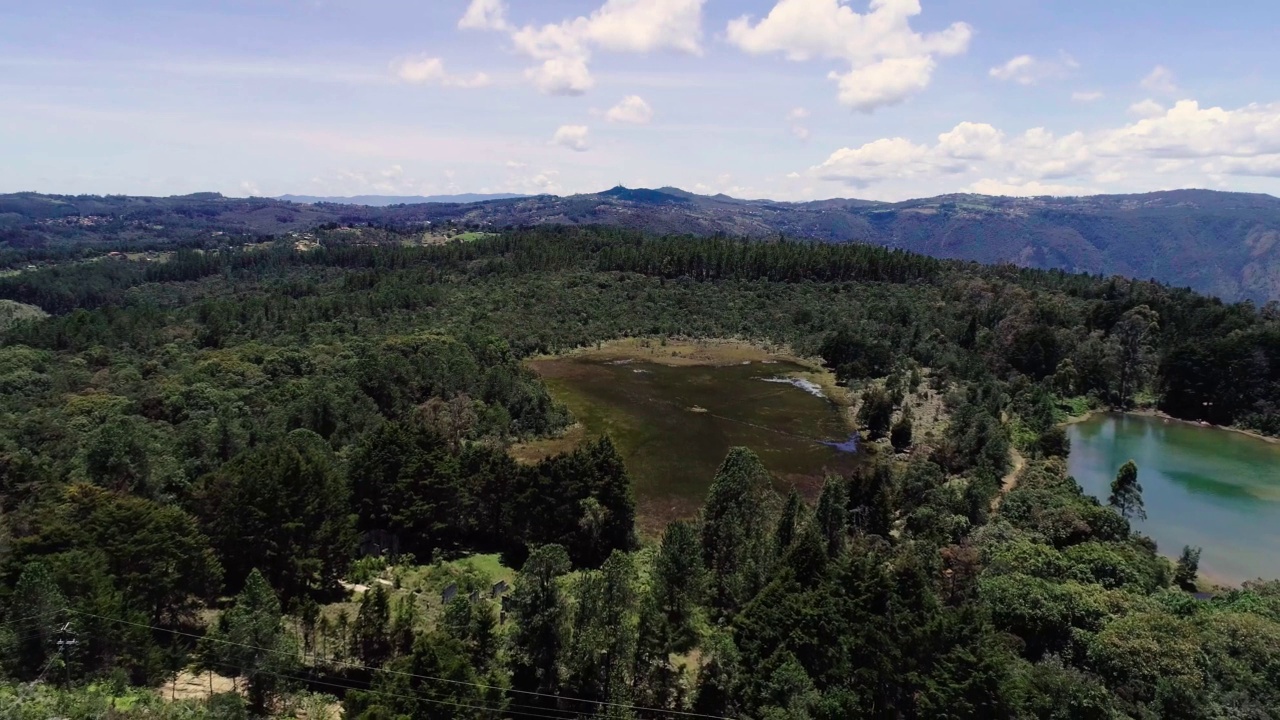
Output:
[{"xmin": 0, "ymin": 226, "xmax": 1278, "ymax": 717}]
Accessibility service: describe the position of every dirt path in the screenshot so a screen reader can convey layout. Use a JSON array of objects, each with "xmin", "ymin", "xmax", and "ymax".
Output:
[
  {"xmin": 991, "ymin": 448, "xmax": 1026, "ymax": 512},
  {"xmin": 159, "ymin": 670, "xmax": 240, "ymax": 702}
]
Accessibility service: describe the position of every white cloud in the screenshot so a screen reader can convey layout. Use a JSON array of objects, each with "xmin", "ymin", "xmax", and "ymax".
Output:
[
  {"xmin": 239, "ymin": 180, "xmax": 262, "ymax": 197},
  {"xmin": 525, "ymin": 55, "xmax": 594, "ymax": 95},
  {"xmin": 1072, "ymin": 90, "xmax": 1104, "ymax": 102},
  {"xmin": 458, "ymin": 0, "xmax": 510, "ymax": 31},
  {"xmin": 787, "ymin": 107, "xmax": 810, "ymax": 121},
  {"xmin": 606, "ymin": 95, "xmax": 654, "ymax": 124},
  {"xmin": 791, "ymin": 125, "xmax": 811, "ymax": 141},
  {"xmin": 462, "ymin": 0, "xmax": 706, "ymax": 96},
  {"xmin": 390, "ymin": 56, "xmax": 491, "ymax": 88},
  {"xmin": 989, "ymin": 53, "xmax": 1079, "ymax": 86},
  {"xmin": 1211, "ymin": 155, "xmax": 1280, "ymax": 178},
  {"xmin": 1100, "ymin": 100, "xmax": 1280, "ymax": 159},
  {"xmin": 505, "ymin": 160, "xmax": 527, "ymax": 169},
  {"xmin": 1141, "ymin": 65, "xmax": 1178, "ymax": 95},
  {"xmin": 552, "ymin": 125, "xmax": 590, "ymax": 151},
  {"xmin": 813, "ymin": 137, "xmax": 941, "ymax": 187},
  {"xmin": 1128, "ymin": 99, "xmax": 1165, "ymax": 118},
  {"xmin": 937, "ymin": 121, "xmax": 1004, "ymax": 160},
  {"xmin": 965, "ymin": 178, "xmax": 1094, "ymax": 197},
  {"xmin": 804, "ymin": 98, "xmax": 1280, "ymax": 195},
  {"xmin": 830, "ymin": 55, "xmax": 935, "ymax": 112},
  {"xmin": 726, "ymin": 0, "xmax": 972, "ymax": 111}
]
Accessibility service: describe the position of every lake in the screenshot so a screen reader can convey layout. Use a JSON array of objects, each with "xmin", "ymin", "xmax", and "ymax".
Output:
[
  {"xmin": 1067, "ymin": 413, "xmax": 1280, "ymax": 584},
  {"xmin": 529, "ymin": 356, "xmax": 860, "ymax": 534}
]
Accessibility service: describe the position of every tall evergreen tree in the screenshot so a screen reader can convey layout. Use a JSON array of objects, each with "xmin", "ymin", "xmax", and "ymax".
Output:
[
  {"xmin": 649, "ymin": 520, "xmax": 705, "ymax": 654},
  {"xmin": 1108, "ymin": 460, "xmax": 1145, "ymax": 521},
  {"xmin": 700, "ymin": 448, "xmax": 778, "ymax": 616},
  {"xmin": 201, "ymin": 569, "xmax": 296, "ymax": 715},
  {"xmin": 815, "ymin": 477, "xmax": 849, "ymax": 558},
  {"xmin": 508, "ymin": 544, "xmax": 571, "ymax": 708},
  {"xmin": 7, "ymin": 561, "xmax": 68, "ymax": 680},
  {"xmin": 353, "ymin": 584, "xmax": 392, "ymax": 666},
  {"xmin": 199, "ymin": 430, "xmax": 355, "ymax": 601},
  {"xmin": 775, "ymin": 489, "xmax": 803, "ymax": 556}
]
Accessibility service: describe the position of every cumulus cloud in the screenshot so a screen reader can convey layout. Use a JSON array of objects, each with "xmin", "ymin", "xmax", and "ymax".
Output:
[
  {"xmin": 460, "ymin": 0, "xmax": 705, "ymax": 96},
  {"xmin": 390, "ymin": 56, "xmax": 491, "ymax": 88},
  {"xmin": 937, "ymin": 121, "xmax": 1004, "ymax": 160},
  {"xmin": 1141, "ymin": 65, "xmax": 1178, "ymax": 95},
  {"xmin": 606, "ymin": 95, "xmax": 654, "ymax": 124},
  {"xmin": 989, "ymin": 53, "xmax": 1079, "ymax": 86},
  {"xmin": 458, "ymin": 0, "xmax": 510, "ymax": 31},
  {"xmin": 552, "ymin": 125, "xmax": 590, "ymax": 151},
  {"xmin": 803, "ymin": 98, "xmax": 1280, "ymax": 194},
  {"xmin": 787, "ymin": 107, "xmax": 810, "ymax": 121},
  {"xmin": 1072, "ymin": 90, "xmax": 1104, "ymax": 102},
  {"xmin": 1128, "ymin": 99, "xmax": 1165, "ymax": 118},
  {"xmin": 726, "ymin": 0, "xmax": 972, "ymax": 111}
]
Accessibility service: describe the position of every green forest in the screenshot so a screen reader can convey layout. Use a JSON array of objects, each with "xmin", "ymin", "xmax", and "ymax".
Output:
[{"xmin": 2, "ymin": 226, "xmax": 1279, "ymax": 719}]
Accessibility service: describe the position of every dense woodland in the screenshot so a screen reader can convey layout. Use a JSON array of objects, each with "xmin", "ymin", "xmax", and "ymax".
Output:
[{"xmin": 1, "ymin": 226, "xmax": 1279, "ymax": 718}]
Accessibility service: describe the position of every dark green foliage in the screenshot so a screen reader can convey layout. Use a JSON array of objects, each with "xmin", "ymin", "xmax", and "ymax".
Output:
[
  {"xmin": 1, "ymin": 226, "xmax": 1279, "ymax": 716},
  {"xmin": 890, "ymin": 405, "xmax": 914, "ymax": 452},
  {"xmin": 197, "ymin": 430, "xmax": 355, "ymax": 602},
  {"xmin": 1108, "ymin": 460, "xmax": 1145, "ymax": 521},
  {"xmin": 5, "ymin": 561, "xmax": 67, "ymax": 679},
  {"xmin": 649, "ymin": 521, "xmax": 704, "ymax": 653},
  {"xmin": 815, "ymin": 477, "xmax": 848, "ymax": 558},
  {"xmin": 507, "ymin": 544, "xmax": 571, "ymax": 706},
  {"xmin": 353, "ymin": 584, "xmax": 391, "ymax": 666},
  {"xmin": 1175, "ymin": 545, "xmax": 1201, "ymax": 590},
  {"xmin": 699, "ymin": 448, "xmax": 778, "ymax": 615},
  {"xmin": 857, "ymin": 387, "xmax": 895, "ymax": 440},
  {"xmin": 200, "ymin": 569, "xmax": 296, "ymax": 714}
]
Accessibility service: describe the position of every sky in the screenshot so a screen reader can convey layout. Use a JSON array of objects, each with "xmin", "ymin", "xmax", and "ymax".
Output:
[{"xmin": 3, "ymin": 0, "xmax": 1280, "ymax": 202}]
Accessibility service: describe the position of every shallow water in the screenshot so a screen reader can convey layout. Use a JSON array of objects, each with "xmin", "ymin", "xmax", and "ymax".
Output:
[
  {"xmin": 531, "ymin": 357, "xmax": 860, "ymax": 529},
  {"xmin": 1066, "ymin": 413, "xmax": 1280, "ymax": 583}
]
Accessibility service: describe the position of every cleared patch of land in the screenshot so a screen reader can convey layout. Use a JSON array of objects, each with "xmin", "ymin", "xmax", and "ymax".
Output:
[{"xmin": 0, "ymin": 299, "xmax": 48, "ymax": 330}]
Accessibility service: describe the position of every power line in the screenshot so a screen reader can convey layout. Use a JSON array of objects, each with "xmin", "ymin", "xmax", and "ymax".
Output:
[
  {"xmin": 197, "ymin": 661, "xmax": 580, "ymax": 720},
  {"xmin": 70, "ymin": 609, "xmax": 729, "ymax": 719}
]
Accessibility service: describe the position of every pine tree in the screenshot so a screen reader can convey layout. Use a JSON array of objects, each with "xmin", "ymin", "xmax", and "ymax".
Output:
[
  {"xmin": 650, "ymin": 520, "xmax": 705, "ymax": 653},
  {"xmin": 508, "ymin": 544, "xmax": 571, "ymax": 707},
  {"xmin": 1108, "ymin": 460, "xmax": 1145, "ymax": 521},
  {"xmin": 1174, "ymin": 546, "xmax": 1201, "ymax": 590},
  {"xmin": 775, "ymin": 489, "xmax": 802, "ymax": 556},
  {"xmin": 8, "ymin": 561, "xmax": 68, "ymax": 680},
  {"xmin": 700, "ymin": 448, "xmax": 778, "ymax": 615},
  {"xmin": 354, "ymin": 584, "xmax": 392, "ymax": 666},
  {"xmin": 201, "ymin": 569, "xmax": 297, "ymax": 714},
  {"xmin": 815, "ymin": 477, "xmax": 848, "ymax": 558}
]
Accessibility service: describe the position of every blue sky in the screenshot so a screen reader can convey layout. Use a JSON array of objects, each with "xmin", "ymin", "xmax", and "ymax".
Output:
[{"xmin": 3, "ymin": 0, "xmax": 1280, "ymax": 201}]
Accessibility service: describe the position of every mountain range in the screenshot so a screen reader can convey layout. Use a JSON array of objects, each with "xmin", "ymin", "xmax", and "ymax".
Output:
[
  {"xmin": 276, "ymin": 193, "xmax": 529, "ymax": 206},
  {"xmin": 3, "ymin": 187, "xmax": 1280, "ymax": 303}
]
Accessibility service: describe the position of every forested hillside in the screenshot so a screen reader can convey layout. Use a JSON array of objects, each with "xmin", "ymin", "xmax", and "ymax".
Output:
[
  {"xmin": 5, "ymin": 188, "xmax": 1280, "ymax": 303},
  {"xmin": 2, "ymin": 227, "xmax": 1279, "ymax": 718}
]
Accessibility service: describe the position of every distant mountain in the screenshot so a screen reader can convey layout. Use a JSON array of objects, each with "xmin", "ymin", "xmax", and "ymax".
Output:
[
  {"xmin": 277, "ymin": 193, "xmax": 530, "ymax": 206},
  {"xmin": 4, "ymin": 187, "xmax": 1280, "ymax": 303}
]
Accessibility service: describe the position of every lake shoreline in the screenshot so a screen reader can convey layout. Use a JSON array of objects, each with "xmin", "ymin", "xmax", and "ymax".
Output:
[
  {"xmin": 1062, "ymin": 407, "xmax": 1280, "ymax": 446},
  {"xmin": 1066, "ymin": 412, "xmax": 1280, "ymax": 589}
]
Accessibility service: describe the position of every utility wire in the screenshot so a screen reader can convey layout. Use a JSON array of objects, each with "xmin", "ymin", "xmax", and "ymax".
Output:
[
  {"xmin": 69, "ymin": 609, "xmax": 733, "ymax": 720},
  {"xmin": 191, "ymin": 661, "xmax": 581, "ymax": 720}
]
